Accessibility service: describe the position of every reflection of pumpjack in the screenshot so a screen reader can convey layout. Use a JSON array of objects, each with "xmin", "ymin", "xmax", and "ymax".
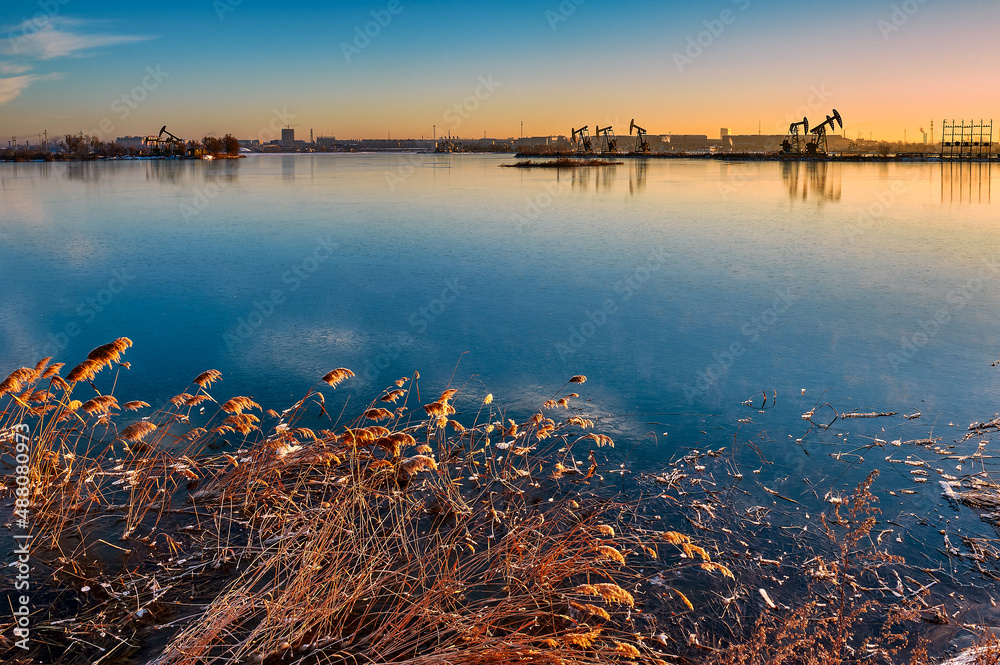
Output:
[
  {"xmin": 629, "ymin": 119, "xmax": 650, "ymax": 153},
  {"xmin": 806, "ymin": 109, "xmax": 842, "ymax": 155},
  {"xmin": 571, "ymin": 126, "xmax": 593, "ymax": 153},
  {"xmin": 781, "ymin": 117, "xmax": 809, "ymax": 155},
  {"xmin": 596, "ymin": 125, "xmax": 617, "ymax": 153}
]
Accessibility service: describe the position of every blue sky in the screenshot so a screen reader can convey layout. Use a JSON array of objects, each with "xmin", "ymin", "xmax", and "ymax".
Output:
[{"xmin": 1, "ymin": 1, "xmax": 998, "ymax": 142}]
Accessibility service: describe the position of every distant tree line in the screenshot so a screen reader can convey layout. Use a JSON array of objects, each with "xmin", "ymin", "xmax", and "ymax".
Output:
[
  {"xmin": 0, "ymin": 132, "xmax": 242, "ymax": 161},
  {"xmin": 199, "ymin": 134, "xmax": 240, "ymax": 157}
]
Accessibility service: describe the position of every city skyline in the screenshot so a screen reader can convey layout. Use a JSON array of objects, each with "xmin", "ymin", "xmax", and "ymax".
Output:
[{"xmin": 1, "ymin": 0, "xmax": 998, "ymax": 144}]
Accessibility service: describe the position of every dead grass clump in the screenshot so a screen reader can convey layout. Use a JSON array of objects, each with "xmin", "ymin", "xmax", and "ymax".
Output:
[
  {"xmin": 707, "ymin": 471, "xmax": 923, "ymax": 665},
  {"xmin": 3, "ymin": 358, "xmax": 701, "ymax": 664}
]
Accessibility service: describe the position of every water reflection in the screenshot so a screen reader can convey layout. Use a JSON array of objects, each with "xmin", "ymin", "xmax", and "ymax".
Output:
[
  {"xmin": 629, "ymin": 159, "xmax": 647, "ymax": 195},
  {"xmin": 552, "ymin": 163, "xmax": 619, "ymax": 193},
  {"xmin": 144, "ymin": 158, "xmax": 241, "ymax": 184},
  {"xmin": 781, "ymin": 161, "xmax": 841, "ymax": 203},
  {"xmin": 941, "ymin": 161, "xmax": 992, "ymax": 204}
]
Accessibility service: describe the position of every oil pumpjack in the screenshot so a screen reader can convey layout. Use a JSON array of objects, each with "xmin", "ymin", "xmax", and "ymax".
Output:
[
  {"xmin": 571, "ymin": 126, "xmax": 594, "ymax": 153},
  {"xmin": 629, "ymin": 119, "xmax": 650, "ymax": 153},
  {"xmin": 805, "ymin": 109, "xmax": 843, "ymax": 155},
  {"xmin": 145, "ymin": 125, "xmax": 186, "ymax": 152},
  {"xmin": 596, "ymin": 125, "xmax": 617, "ymax": 153},
  {"xmin": 781, "ymin": 117, "xmax": 809, "ymax": 155}
]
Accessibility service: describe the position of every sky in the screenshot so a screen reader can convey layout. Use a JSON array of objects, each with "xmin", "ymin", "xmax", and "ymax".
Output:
[{"xmin": 1, "ymin": 0, "xmax": 998, "ymax": 143}]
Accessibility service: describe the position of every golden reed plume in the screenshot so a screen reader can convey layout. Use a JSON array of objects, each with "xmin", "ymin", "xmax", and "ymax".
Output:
[
  {"xmin": 119, "ymin": 420, "xmax": 158, "ymax": 443},
  {"xmin": 380, "ymin": 388, "xmax": 405, "ymax": 403},
  {"xmin": 0, "ymin": 367, "xmax": 35, "ymax": 395},
  {"xmin": 193, "ymin": 369, "xmax": 223, "ymax": 388},
  {"xmin": 87, "ymin": 337, "xmax": 132, "ymax": 365},
  {"xmin": 321, "ymin": 368, "xmax": 355, "ymax": 388},
  {"xmin": 363, "ymin": 408, "xmax": 394, "ymax": 421},
  {"xmin": 221, "ymin": 397, "xmax": 261, "ymax": 415},
  {"xmin": 80, "ymin": 395, "xmax": 119, "ymax": 416}
]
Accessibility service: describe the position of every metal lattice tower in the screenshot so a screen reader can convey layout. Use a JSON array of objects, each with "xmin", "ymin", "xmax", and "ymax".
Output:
[{"xmin": 940, "ymin": 119, "xmax": 993, "ymax": 160}]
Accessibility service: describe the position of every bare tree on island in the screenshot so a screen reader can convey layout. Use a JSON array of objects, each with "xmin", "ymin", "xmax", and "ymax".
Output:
[
  {"xmin": 202, "ymin": 136, "xmax": 224, "ymax": 156},
  {"xmin": 222, "ymin": 134, "xmax": 240, "ymax": 156}
]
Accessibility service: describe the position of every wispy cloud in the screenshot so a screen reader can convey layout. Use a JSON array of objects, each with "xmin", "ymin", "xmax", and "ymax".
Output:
[
  {"xmin": 0, "ymin": 61, "xmax": 31, "ymax": 74},
  {"xmin": 0, "ymin": 72, "xmax": 60, "ymax": 105},
  {"xmin": 3, "ymin": 17, "xmax": 155, "ymax": 60}
]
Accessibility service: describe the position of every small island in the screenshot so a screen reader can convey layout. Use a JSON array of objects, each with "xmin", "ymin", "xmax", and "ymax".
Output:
[{"xmin": 500, "ymin": 158, "xmax": 624, "ymax": 168}]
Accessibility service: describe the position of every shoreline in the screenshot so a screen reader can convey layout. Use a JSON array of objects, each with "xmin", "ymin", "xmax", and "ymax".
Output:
[
  {"xmin": 2, "ymin": 341, "xmax": 998, "ymax": 663},
  {"xmin": 3, "ymin": 150, "xmax": 995, "ymax": 163}
]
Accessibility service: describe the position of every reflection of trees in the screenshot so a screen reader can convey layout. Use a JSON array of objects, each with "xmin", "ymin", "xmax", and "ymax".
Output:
[
  {"xmin": 144, "ymin": 159, "xmax": 240, "ymax": 184},
  {"xmin": 205, "ymin": 159, "xmax": 240, "ymax": 182},
  {"xmin": 146, "ymin": 160, "xmax": 193, "ymax": 183},
  {"xmin": 63, "ymin": 161, "xmax": 132, "ymax": 182}
]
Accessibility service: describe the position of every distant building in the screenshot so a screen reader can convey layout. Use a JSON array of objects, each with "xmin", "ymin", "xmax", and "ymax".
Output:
[
  {"xmin": 238, "ymin": 139, "xmax": 261, "ymax": 148},
  {"xmin": 517, "ymin": 136, "xmax": 559, "ymax": 147},
  {"xmin": 720, "ymin": 128, "xmax": 731, "ymax": 139},
  {"xmin": 115, "ymin": 136, "xmax": 145, "ymax": 149},
  {"xmin": 316, "ymin": 136, "xmax": 338, "ymax": 147},
  {"xmin": 662, "ymin": 135, "xmax": 710, "ymax": 151},
  {"xmin": 731, "ymin": 134, "xmax": 786, "ymax": 152},
  {"xmin": 281, "ymin": 128, "xmax": 294, "ymax": 146}
]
